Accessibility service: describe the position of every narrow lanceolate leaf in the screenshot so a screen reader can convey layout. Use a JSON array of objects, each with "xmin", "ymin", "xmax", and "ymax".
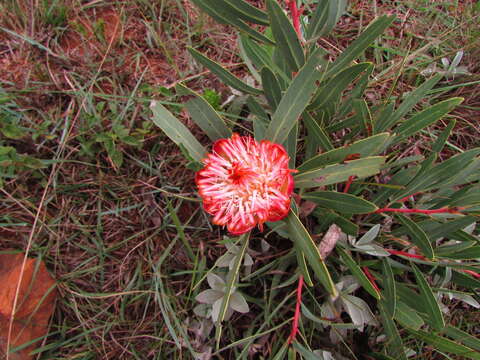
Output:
[
  {"xmin": 432, "ymin": 119, "xmax": 456, "ymax": 153},
  {"xmin": 393, "ymin": 301, "xmax": 424, "ymax": 330},
  {"xmin": 326, "ymin": 15, "xmax": 395, "ymax": 78},
  {"xmin": 285, "ymin": 210, "xmax": 337, "ymax": 295},
  {"xmin": 303, "ymin": 191, "xmax": 378, "ymax": 214},
  {"xmin": 261, "ymin": 67, "xmax": 282, "ymax": 110},
  {"xmin": 190, "ymin": 0, "xmax": 273, "ymax": 44},
  {"xmin": 295, "ymin": 156, "xmax": 386, "ymax": 189},
  {"xmin": 381, "ymin": 259, "xmax": 396, "ymax": 317},
  {"xmin": 266, "ymin": 0, "xmax": 304, "ymax": 73},
  {"xmin": 215, "ymin": 232, "xmax": 250, "ymax": 345},
  {"xmin": 181, "ymin": 88, "xmax": 231, "ymax": 141},
  {"xmin": 240, "ymin": 35, "xmax": 275, "ymax": 72},
  {"xmin": 395, "ymin": 215, "xmax": 434, "ymax": 260},
  {"xmin": 379, "ymin": 303, "xmax": 408, "ymax": 360},
  {"xmin": 394, "ymin": 97, "xmax": 463, "ymax": 141},
  {"xmin": 188, "ymin": 47, "xmax": 262, "ymax": 95},
  {"xmin": 309, "ymin": 62, "xmax": 372, "ymax": 110},
  {"xmin": 304, "ymin": 112, "xmax": 333, "ymax": 151},
  {"xmin": 293, "ymin": 241, "xmax": 314, "ymax": 287},
  {"xmin": 297, "ymin": 133, "xmax": 390, "ymax": 172},
  {"xmin": 375, "ymin": 74, "xmax": 442, "ymax": 133},
  {"xmin": 264, "ymin": 47, "xmax": 327, "ymax": 144},
  {"xmin": 406, "ymin": 329, "xmax": 480, "ymax": 360},
  {"xmin": 306, "ymin": 0, "xmax": 347, "ymax": 41},
  {"xmin": 337, "ymin": 247, "xmax": 381, "ymax": 299},
  {"xmin": 222, "ymin": 0, "xmax": 269, "ymax": 25},
  {"xmin": 444, "ymin": 326, "xmax": 480, "ymax": 351},
  {"xmin": 411, "ymin": 263, "xmax": 445, "ymax": 330},
  {"xmin": 150, "ymin": 101, "xmax": 206, "ymax": 162}
]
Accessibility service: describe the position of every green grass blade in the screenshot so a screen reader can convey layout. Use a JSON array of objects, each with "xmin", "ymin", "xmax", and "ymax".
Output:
[
  {"xmin": 264, "ymin": 47, "xmax": 328, "ymax": 144},
  {"xmin": 285, "ymin": 210, "xmax": 337, "ymax": 295},
  {"xmin": 150, "ymin": 101, "xmax": 205, "ymax": 162},
  {"xmin": 189, "ymin": 47, "xmax": 262, "ymax": 95}
]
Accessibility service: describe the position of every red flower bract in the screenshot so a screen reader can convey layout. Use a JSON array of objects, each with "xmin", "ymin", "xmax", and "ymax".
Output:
[{"xmin": 195, "ymin": 133, "xmax": 295, "ymax": 235}]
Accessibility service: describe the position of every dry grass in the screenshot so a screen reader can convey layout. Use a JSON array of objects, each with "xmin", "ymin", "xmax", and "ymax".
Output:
[{"xmin": 0, "ymin": 0, "xmax": 479, "ymax": 359}]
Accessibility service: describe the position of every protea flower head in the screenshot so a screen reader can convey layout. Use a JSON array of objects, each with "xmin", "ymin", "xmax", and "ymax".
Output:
[{"xmin": 195, "ymin": 133, "xmax": 295, "ymax": 235}]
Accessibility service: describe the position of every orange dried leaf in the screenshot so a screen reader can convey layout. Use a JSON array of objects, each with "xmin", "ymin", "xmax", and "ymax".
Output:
[{"xmin": 0, "ymin": 253, "xmax": 56, "ymax": 360}]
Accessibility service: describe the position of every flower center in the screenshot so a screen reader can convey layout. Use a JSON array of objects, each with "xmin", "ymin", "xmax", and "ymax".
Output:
[{"xmin": 228, "ymin": 162, "xmax": 257, "ymax": 186}]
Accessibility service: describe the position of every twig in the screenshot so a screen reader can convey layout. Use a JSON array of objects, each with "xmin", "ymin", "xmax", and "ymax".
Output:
[
  {"xmin": 362, "ymin": 267, "xmax": 380, "ymax": 292},
  {"xmin": 343, "ymin": 175, "xmax": 356, "ymax": 193}
]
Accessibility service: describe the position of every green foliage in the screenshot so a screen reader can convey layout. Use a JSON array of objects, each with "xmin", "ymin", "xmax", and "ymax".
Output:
[{"xmin": 150, "ymin": 0, "xmax": 480, "ymax": 358}]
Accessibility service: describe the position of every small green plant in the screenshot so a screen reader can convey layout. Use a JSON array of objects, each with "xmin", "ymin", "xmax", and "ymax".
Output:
[{"xmin": 151, "ymin": 0, "xmax": 480, "ymax": 358}]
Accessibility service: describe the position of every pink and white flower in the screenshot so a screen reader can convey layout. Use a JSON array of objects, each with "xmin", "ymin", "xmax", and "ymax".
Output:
[{"xmin": 196, "ymin": 133, "xmax": 295, "ymax": 235}]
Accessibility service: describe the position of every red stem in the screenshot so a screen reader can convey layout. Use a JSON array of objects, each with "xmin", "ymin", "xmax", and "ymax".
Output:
[
  {"xmin": 375, "ymin": 207, "xmax": 461, "ymax": 215},
  {"xmin": 289, "ymin": 275, "xmax": 304, "ymax": 344},
  {"xmin": 387, "ymin": 249, "xmax": 427, "ymax": 260},
  {"xmin": 287, "ymin": 0, "xmax": 301, "ymax": 39},
  {"xmin": 460, "ymin": 269, "xmax": 480, "ymax": 279},
  {"xmin": 343, "ymin": 175, "xmax": 355, "ymax": 193},
  {"xmin": 362, "ymin": 266, "xmax": 380, "ymax": 292}
]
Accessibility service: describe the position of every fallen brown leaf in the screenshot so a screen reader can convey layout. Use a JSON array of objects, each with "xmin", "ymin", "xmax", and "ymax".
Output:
[{"xmin": 0, "ymin": 253, "xmax": 56, "ymax": 360}]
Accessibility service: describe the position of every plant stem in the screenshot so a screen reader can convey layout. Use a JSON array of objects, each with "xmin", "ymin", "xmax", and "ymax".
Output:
[
  {"xmin": 343, "ymin": 175, "xmax": 355, "ymax": 193},
  {"xmin": 387, "ymin": 249, "xmax": 427, "ymax": 260},
  {"xmin": 289, "ymin": 274, "xmax": 304, "ymax": 344},
  {"xmin": 362, "ymin": 266, "xmax": 380, "ymax": 292},
  {"xmin": 375, "ymin": 207, "xmax": 461, "ymax": 214},
  {"xmin": 287, "ymin": 0, "xmax": 301, "ymax": 39}
]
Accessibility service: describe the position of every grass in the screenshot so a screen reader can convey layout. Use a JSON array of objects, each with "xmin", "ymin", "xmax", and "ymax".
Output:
[{"xmin": 0, "ymin": 0, "xmax": 479, "ymax": 359}]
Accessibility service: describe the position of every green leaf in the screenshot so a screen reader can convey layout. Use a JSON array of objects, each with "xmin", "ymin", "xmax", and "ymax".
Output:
[
  {"xmin": 326, "ymin": 15, "xmax": 395, "ymax": 78},
  {"xmin": 394, "ymin": 97, "xmax": 463, "ymax": 141},
  {"xmin": 221, "ymin": 0, "xmax": 269, "ymax": 25},
  {"xmin": 306, "ymin": 0, "xmax": 347, "ymax": 41},
  {"xmin": 375, "ymin": 74, "xmax": 442, "ymax": 133},
  {"xmin": 261, "ymin": 67, "xmax": 282, "ymax": 109},
  {"xmin": 337, "ymin": 247, "xmax": 381, "ymax": 299},
  {"xmin": 181, "ymin": 87, "xmax": 231, "ymax": 141},
  {"xmin": 285, "ymin": 209, "xmax": 337, "ymax": 295},
  {"xmin": 379, "ymin": 303, "xmax": 408, "ymax": 360},
  {"xmin": 295, "ymin": 156, "xmax": 386, "ymax": 189},
  {"xmin": 381, "ymin": 259, "xmax": 396, "ymax": 317},
  {"xmin": 395, "ymin": 214, "xmax": 434, "ymax": 260},
  {"xmin": 188, "ymin": 47, "xmax": 262, "ymax": 95},
  {"xmin": 150, "ymin": 101, "xmax": 206, "ymax": 162},
  {"xmin": 297, "ymin": 133, "xmax": 390, "ymax": 172},
  {"xmin": 393, "ymin": 301, "xmax": 424, "ymax": 330},
  {"xmin": 444, "ymin": 326, "xmax": 480, "ymax": 351},
  {"xmin": 264, "ymin": 47, "xmax": 327, "ymax": 144},
  {"xmin": 432, "ymin": 119, "xmax": 456, "ymax": 153},
  {"xmin": 190, "ymin": 0, "xmax": 274, "ymax": 44},
  {"xmin": 303, "ymin": 191, "xmax": 378, "ymax": 214},
  {"xmin": 266, "ymin": 0, "xmax": 304, "ymax": 74},
  {"xmin": 406, "ymin": 329, "xmax": 480, "ymax": 360},
  {"xmin": 411, "ymin": 263, "xmax": 445, "ymax": 330},
  {"xmin": 309, "ymin": 62, "xmax": 372, "ymax": 110},
  {"xmin": 304, "ymin": 112, "xmax": 333, "ymax": 151},
  {"xmin": 215, "ymin": 232, "xmax": 250, "ymax": 345}
]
